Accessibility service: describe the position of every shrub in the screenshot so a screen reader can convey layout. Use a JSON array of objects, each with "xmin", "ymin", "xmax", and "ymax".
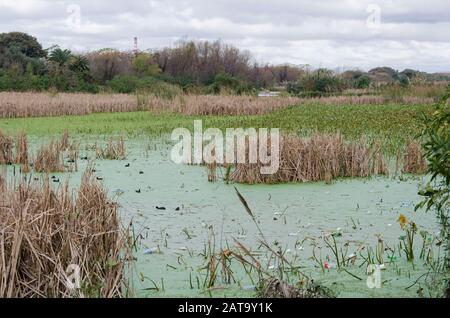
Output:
[
  {"xmin": 209, "ymin": 73, "xmax": 254, "ymax": 95},
  {"xmin": 355, "ymin": 75, "xmax": 371, "ymax": 89},
  {"xmin": 107, "ymin": 75, "xmax": 140, "ymax": 94},
  {"xmin": 416, "ymin": 89, "xmax": 450, "ymax": 297},
  {"xmin": 287, "ymin": 69, "xmax": 345, "ymax": 96}
]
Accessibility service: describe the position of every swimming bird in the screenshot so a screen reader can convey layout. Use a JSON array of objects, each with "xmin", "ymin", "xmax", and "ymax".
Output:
[{"xmin": 156, "ymin": 206, "xmax": 166, "ymax": 210}]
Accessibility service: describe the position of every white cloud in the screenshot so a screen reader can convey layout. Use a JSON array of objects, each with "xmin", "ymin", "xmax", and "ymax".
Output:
[{"xmin": 0, "ymin": 0, "xmax": 449, "ymax": 72}]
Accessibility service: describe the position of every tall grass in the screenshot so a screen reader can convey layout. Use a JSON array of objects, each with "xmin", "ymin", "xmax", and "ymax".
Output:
[
  {"xmin": 229, "ymin": 134, "xmax": 387, "ymax": 184},
  {"xmin": 0, "ymin": 168, "xmax": 131, "ymax": 298},
  {"xmin": 14, "ymin": 132, "xmax": 28, "ymax": 165},
  {"xmin": 0, "ymin": 92, "xmax": 136, "ymax": 118},
  {"xmin": 0, "ymin": 130, "xmax": 13, "ymax": 164},
  {"xmin": 1, "ymin": 92, "xmax": 435, "ymax": 119},
  {"xmin": 402, "ymin": 140, "xmax": 428, "ymax": 174},
  {"xmin": 96, "ymin": 136, "xmax": 126, "ymax": 160},
  {"xmin": 146, "ymin": 95, "xmax": 302, "ymax": 115},
  {"xmin": 33, "ymin": 141, "xmax": 65, "ymax": 173}
]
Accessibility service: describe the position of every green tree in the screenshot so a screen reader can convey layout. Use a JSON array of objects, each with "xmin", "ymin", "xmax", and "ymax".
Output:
[
  {"xmin": 69, "ymin": 55, "xmax": 90, "ymax": 74},
  {"xmin": 49, "ymin": 47, "xmax": 72, "ymax": 67},
  {"xmin": 0, "ymin": 32, "xmax": 46, "ymax": 58},
  {"xmin": 132, "ymin": 53, "xmax": 161, "ymax": 77},
  {"xmin": 355, "ymin": 75, "xmax": 371, "ymax": 89},
  {"xmin": 416, "ymin": 88, "xmax": 450, "ymax": 297}
]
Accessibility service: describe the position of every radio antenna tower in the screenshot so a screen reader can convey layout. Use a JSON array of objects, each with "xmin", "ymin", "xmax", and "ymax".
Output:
[{"xmin": 134, "ymin": 37, "xmax": 139, "ymax": 56}]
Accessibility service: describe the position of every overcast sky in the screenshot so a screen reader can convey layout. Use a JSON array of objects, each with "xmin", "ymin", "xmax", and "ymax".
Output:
[{"xmin": 1, "ymin": 0, "xmax": 450, "ymax": 72}]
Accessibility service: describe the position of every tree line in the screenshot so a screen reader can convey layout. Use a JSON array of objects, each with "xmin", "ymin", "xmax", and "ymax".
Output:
[{"xmin": 1, "ymin": 32, "xmax": 441, "ymax": 96}]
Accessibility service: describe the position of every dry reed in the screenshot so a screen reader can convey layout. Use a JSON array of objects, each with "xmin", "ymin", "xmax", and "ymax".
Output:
[
  {"xmin": 96, "ymin": 136, "xmax": 126, "ymax": 160},
  {"xmin": 33, "ymin": 141, "xmax": 65, "ymax": 173},
  {"xmin": 0, "ymin": 168, "xmax": 131, "ymax": 298},
  {"xmin": 59, "ymin": 130, "xmax": 70, "ymax": 151},
  {"xmin": 147, "ymin": 95, "xmax": 301, "ymax": 115},
  {"xmin": 0, "ymin": 130, "xmax": 13, "ymax": 164},
  {"xmin": 0, "ymin": 92, "xmax": 137, "ymax": 118},
  {"xmin": 14, "ymin": 131, "xmax": 28, "ymax": 165},
  {"xmin": 0, "ymin": 92, "xmax": 437, "ymax": 119},
  {"xmin": 229, "ymin": 134, "xmax": 388, "ymax": 184},
  {"xmin": 402, "ymin": 140, "xmax": 428, "ymax": 174}
]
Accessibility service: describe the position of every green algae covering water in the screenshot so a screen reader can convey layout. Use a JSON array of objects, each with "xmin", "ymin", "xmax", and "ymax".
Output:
[{"xmin": 10, "ymin": 137, "xmax": 443, "ymax": 298}]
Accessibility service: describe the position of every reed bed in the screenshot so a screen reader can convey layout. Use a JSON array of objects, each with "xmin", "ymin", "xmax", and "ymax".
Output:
[
  {"xmin": 0, "ymin": 130, "xmax": 13, "ymax": 164},
  {"xmin": 0, "ymin": 92, "xmax": 436, "ymax": 119},
  {"xmin": 59, "ymin": 130, "xmax": 70, "ymax": 151},
  {"xmin": 402, "ymin": 140, "xmax": 428, "ymax": 174},
  {"xmin": 0, "ymin": 92, "xmax": 136, "ymax": 118},
  {"xmin": 33, "ymin": 140, "xmax": 65, "ymax": 173},
  {"xmin": 147, "ymin": 95, "xmax": 302, "ymax": 115},
  {"xmin": 0, "ymin": 169, "xmax": 131, "ymax": 298},
  {"xmin": 96, "ymin": 136, "xmax": 126, "ymax": 160},
  {"xmin": 229, "ymin": 134, "xmax": 388, "ymax": 184},
  {"xmin": 14, "ymin": 131, "xmax": 28, "ymax": 165}
]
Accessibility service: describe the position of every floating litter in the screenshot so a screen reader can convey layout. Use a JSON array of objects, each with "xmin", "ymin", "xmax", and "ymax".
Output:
[
  {"xmin": 143, "ymin": 248, "xmax": 158, "ymax": 255},
  {"xmin": 324, "ymin": 262, "xmax": 336, "ymax": 269}
]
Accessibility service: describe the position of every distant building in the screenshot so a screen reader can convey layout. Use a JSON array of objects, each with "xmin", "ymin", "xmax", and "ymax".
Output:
[{"xmin": 258, "ymin": 91, "xmax": 280, "ymax": 97}]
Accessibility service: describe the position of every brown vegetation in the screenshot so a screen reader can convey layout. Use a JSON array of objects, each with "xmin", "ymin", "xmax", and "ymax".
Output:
[
  {"xmin": 402, "ymin": 140, "xmax": 428, "ymax": 174},
  {"xmin": 0, "ymin": 130, "xmax": 13, "ymax": 164},
  {"xmin": 0, "ymin": 92, "xmax": 136, "ymax": 118},
  {"xmin": 0, "ymin": 169, "xmax": 131, "ymax": 298},
  {"xmin": 96, "ymin": 136, "xmax": 126, "ymax": 160},
  {"xmin": 14, "ymin": 131, "xmax": 28, "ymax": 165},
  {"xmin": 229, "ymin": 134, "xmax": 388, "ymax": 184},
  {"xmin": 33, "ymin": 140, "xmax": 65, "ymax": 173},
  {"xmin": 0, "ymin": 92, "xmax": 438, "ymax": 119}
]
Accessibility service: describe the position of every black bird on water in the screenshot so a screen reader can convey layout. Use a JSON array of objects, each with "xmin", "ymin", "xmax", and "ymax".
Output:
[
  {"xmin": 156, "ymin": 206, "xmax": 166, "ymax": 210},
  {"xmin": 96, "ymin": 176, "xmax": 103, "ymax": 181},
  {"xmin": 135, "ymin": 189, "xmax": 141, "ymax": 193},
  {"xmin": 125, "ymin": 163, "xmax": 130, "ymax": 168}
]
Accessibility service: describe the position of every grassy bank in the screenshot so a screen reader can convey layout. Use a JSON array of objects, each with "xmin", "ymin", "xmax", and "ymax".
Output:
[{"xmin": 0, "ymin": 102, "xmax": 433, "ymax": 154}]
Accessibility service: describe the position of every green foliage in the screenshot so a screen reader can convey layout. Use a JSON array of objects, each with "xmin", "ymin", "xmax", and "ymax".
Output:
[
  {"xmin": 69, "ymin": 55, "xmax": 90, "ymax": 74},
  {"xmin": 210, "ymin": 73, "xmax": 254, "ymax": 95},
  {"xmin": 416, "ymin": 89, "xmax": 450, "ymax": 274},
  {"xmin": 1, "ymin": 102, "xmax": 432, "ymax": 156},
  {"xmin": 287, "ymin": 69, "xmax": 344, "ymax": 96},
  {"xmin": 132, "ymin": 53, "xmax": 161, "ymax": 77},
  {"xmin": 399, "ymin": 74, "xmax": 410, "ymax": 88},
  {"xmin": 107, "ymin": 75, "xmax": 182, "ymax": 97},
  {"xmin": 0, "ymin": 32, "xmax": 46, "ymax": 58},
  {"xmin": 355, "ymin": 75, "xmax": 371, "ymax": 89},
  {"xmin": 0, "ymin": 71, "xmax": 50, "ymax": 91},
  {"xmin": 49, "ymin": 47, "xmax": 72, "ymax": 66},
  {"xmin": 107, "ymin": 75, "xmax": 140, "ymax": 93}
]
